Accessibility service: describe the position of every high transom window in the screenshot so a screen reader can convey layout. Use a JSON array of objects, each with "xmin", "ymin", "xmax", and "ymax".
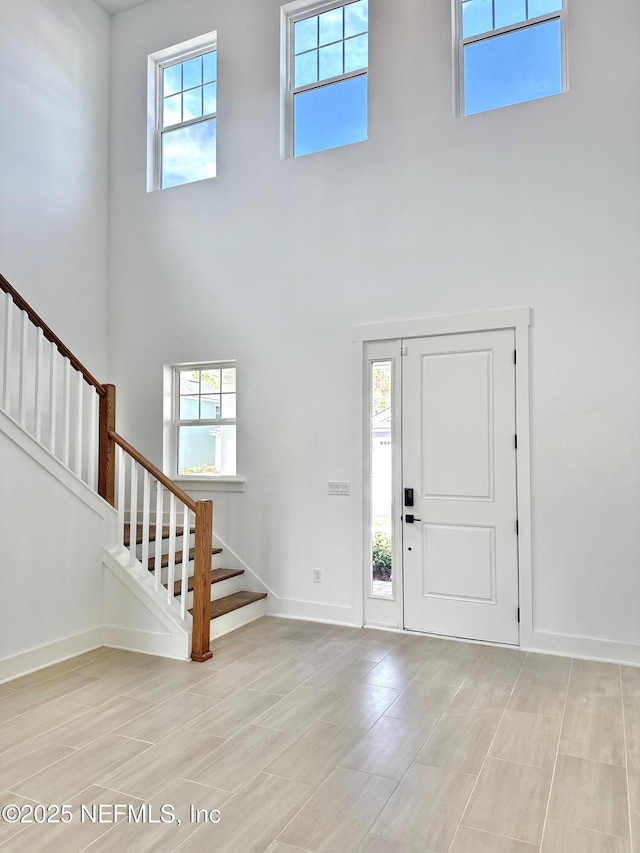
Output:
[
  {"xmin": 456, "ymin": 0, "xmax": 565, "ymax": 116},
  {"xmin": 148, "ymin": 33, "xmax": 217, "ymax": 191},
  {"xmin": 283, "ymin": 0, "xmax": 368, "ymax": 158}
]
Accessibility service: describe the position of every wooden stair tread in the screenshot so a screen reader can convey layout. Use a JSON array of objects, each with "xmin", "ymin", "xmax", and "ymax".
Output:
[
  {"xmin": 190, "ymin": 591, "xmax": 267, "ymax": 620},
  {"xmin": 148, "ymin": 546, "xmax": 222, "ymax": 571},
  {"xmin": 168, "ymin": 567, "xmax": 245, "ymax": 596},
  {"xmin": 124, "ymin": 523, "xmax": 195, "ymax": 547}
]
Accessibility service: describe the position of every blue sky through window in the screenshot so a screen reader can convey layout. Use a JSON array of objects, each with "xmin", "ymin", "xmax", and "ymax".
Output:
[
  {"xmin": 292, "ymin": 0, "xmax": 368, "ymax": 157},
  {"xmin": 464, "ymin": 18, "xmax": 562, "ymax": 114},
  {"xmin": 160, "ymin": 50, "xmax": 217, "ymax": 188},
  {"xmin": 294, "ymin": 75, "xmax": 367, "ymax": 156},
  {"xmin": 462, "ymin": 0, "xmax": 562, "ymax": 37},
  {"xmin": 162, "ymin": 120, "xmax": 216, "ymax": 188}
]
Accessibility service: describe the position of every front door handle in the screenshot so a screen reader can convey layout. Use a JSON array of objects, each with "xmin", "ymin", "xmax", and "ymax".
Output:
[{"xmin": 405, "ymin": 514, "xmax": 422, "ymax": 524}]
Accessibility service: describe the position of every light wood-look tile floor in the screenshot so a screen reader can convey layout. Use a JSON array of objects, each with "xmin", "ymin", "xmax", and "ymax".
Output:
[{"xmin": 0, "ymin": 617, "xmax": 638, "ymax": 852}]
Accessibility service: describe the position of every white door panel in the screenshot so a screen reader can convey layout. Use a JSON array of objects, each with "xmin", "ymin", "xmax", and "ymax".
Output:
[
  {"xmin": 421, "ymin": 523, "xmax": 496, "ymax": 602},
  {"xmin": 403, "ymin": 329, "xmax": 518, "ymax": 644},
  {"xmin": 420, "ymin": 349, "xmax": 494, "ymax": 500}
]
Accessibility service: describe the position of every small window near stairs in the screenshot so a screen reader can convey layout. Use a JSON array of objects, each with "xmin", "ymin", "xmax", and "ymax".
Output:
[{"xmin": 164, "ymin": 361, "xmax": 237, "ymax": 478}]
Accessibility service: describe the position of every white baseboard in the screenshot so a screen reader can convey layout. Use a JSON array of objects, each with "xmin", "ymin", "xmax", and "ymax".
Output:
[
  {"xmin": 210, "ymin": 536, "xmax": 356, "ymax": 628},
  {"xmin": 204, "ymin": 534, "xmax": 357, "ymax": 630},
  {"xmin": 0, "ymin": 628, "xmax": 104, "ymax": 685},
  {"xmin": 102, "ymin": 626, "xmax": 189, "ymax": 660},
  {"xmin": 522, "ymin": 628, "xmax": 640, "ymax": 667},
  {"xmin": 267, "ymin": 597, "xmax": 355, "ymax": 626}
]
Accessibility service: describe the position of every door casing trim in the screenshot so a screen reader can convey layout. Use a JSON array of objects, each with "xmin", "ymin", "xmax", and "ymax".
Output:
[{"xmin": 352, "ymin": 307, "xmax": 533, "ymax": 647}]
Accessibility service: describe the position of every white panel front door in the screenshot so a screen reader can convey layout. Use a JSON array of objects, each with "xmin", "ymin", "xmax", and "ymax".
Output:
[{"xmin": 402, "ymin": 329, "xmax": 519, "ymax": 644}]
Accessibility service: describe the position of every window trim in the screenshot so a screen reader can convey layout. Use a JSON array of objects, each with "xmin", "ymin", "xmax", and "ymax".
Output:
[
  {"xmin": 280, "ymin": 0, "xmax": 368, "ymax": 159},
  {"xmin": 147, "ymin": 31, "xmax": 217, "ymax": 192},
  {"xmin": 163, "ymin": 360, "xmax": 239, "ymax": 483},
  {"xmin": 453, "ymin": 0, "xmax": 567, "ymax": 117}
]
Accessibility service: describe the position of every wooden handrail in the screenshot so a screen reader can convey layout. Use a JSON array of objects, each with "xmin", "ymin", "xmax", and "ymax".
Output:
[
  {"xmin": 108, "ymin": 430, "xmax": 197, "ymax": 512},
  {"xmin": 0, "ymin": 272, "xmax": 106, "ymax": 396}
]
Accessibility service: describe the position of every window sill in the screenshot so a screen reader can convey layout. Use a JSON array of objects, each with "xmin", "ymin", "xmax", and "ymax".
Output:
[{"xmin": 172, "ymin": 476, "xmax": 245, "ymax": 493}]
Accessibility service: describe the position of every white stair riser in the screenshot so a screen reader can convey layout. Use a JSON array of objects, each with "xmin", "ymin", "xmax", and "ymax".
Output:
[
  {"xmin": 177, "ymin": 574, "xmax": 245, "ymax": 611},
  {"xmin": 130, "ymin": 531, "xmax": 193, "ymax": 550},
  {"xmin": 136, "ymin": 553, "xmax": 222, "ymax": 574},
  {"xmin": 208, "ymin": 597, "xmax": 268, "ymax": 641}
]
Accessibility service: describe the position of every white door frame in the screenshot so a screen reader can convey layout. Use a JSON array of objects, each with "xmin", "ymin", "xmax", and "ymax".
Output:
[{"xmin": 352, "ymin": 307, "xmax": 533, "ymax": 646}]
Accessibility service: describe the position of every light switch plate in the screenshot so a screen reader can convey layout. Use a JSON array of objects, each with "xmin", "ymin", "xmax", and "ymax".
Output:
[{"xmin": 328, "ymin": 481, "xmax": 351, "ymax": 495}]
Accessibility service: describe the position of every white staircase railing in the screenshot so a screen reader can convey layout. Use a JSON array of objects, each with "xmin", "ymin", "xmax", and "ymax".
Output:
[
  {"xmin": 111, "ymin": 432, "xmax": 204, "ymax": 623},
  {"xmin": 0, "ymin": 272, "xmax": 214, "ymax": 662},
  {"xmin": 1, "ymin": 283, "xmax": 104, "ymax": 491}
]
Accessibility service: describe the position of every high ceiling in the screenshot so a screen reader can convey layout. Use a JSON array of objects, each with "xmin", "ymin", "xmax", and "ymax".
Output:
[{"xmin": 93, "ymin": 0, "xmax": 150, "ymax": 14}]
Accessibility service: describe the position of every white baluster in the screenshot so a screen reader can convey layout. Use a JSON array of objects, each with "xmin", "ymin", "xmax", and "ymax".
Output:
[
  {"xmin": 18, "ymin": 310, "xmax": 28, "ymax": 428},
  {"xmin": 117, "ymin": 446, "xmax": 125, "ymax": 553},
  {"xmin": 62, "ymin": 358, "xmax": 71, "ymax": 467},
  {"xmin": 154, "ymin": 482, "xmax": 163, "ymax": 593},
  {"xmin": 2, "ymin": 293, "xmax": 13, "ymax": 413},
  {"xmin": 180, "ymin": 503, "xmax": 190, "ymax": 619},
  {"xmin": 129, "ymin": 460, "xmax": 138, "ymax": 568},
  {"xmin": 167, "ymin": 493, "xmax": 177, "ymax": 606},
  {"xmin": 34, "ymin": 327, "xmax": 43, "ymax": 443},
  {"xmin": 141, "ymin": 470, "xmax": 151, "ymax": 579},
  {"xmin": 75, "ymin": 372, "xmax": 83, "ymax": 477},
  {"xmin": 88, "ymin": 390, "xmax": 98, "ymax": 490},
  {"xmin": 48, "ymin": 341, "xmax": 57, "ymax": 455}
]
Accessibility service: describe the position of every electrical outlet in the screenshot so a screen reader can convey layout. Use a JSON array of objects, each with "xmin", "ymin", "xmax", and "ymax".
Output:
[{"xmin": 313, "ymin": 568, "xmax": 322, "ymax": 583}]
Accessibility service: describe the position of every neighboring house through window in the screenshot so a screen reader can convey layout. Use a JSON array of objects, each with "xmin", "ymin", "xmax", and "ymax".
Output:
[
  {"xmin": 164, "ymin": 362, "xmax": 237, "ymax": 477},
  {"xmin": 282, "ymin": 0, "xmax": 368, "ymax": 157},
  {"xmin": 148, "ymin": 32, "xmax": 217, "ymax": 190},
  {"xmin": 456, "ymin": 0, "xmax": 565, "ymax": 116}
]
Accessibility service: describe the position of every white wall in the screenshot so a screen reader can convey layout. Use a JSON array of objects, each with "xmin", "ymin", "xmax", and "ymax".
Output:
[
  {"xmin": 0, "ymin": 0, "xmax": 111, "ymax": 378},
  {"xmin": 0, "ymin": 412, "xmax": 112, "ymax": 681},
  {"xmin": 108, "ymin": 0, "xmax": 640, "ymax": 654},
  {"xmin": 0, "ymin": 0, "xmax": 112, "ymax": 679}
]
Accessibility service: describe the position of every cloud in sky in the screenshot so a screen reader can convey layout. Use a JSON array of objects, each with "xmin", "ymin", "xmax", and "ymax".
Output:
[{"xmin": 162, "ymin": 119, "xmax": 216, "ymax": 189}]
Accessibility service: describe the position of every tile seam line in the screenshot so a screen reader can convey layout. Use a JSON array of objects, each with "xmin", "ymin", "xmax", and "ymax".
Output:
[
  {"xmin": 621, "ymin": 665, "xmax": 634, "ymax": 852},
  {"xmin": 443, "ymin": 651, "xmax": 527, "ymax": 853},
  {"xmin": 358, "ymin": 645, "xmax": 519, "ymax": 852},
  {"xmin": 537, "ymin": 656, "xmax": 573, "ymax": 849},
  {"xmin": 267, "ymin": 643, "xmax": 440, "ymax": 848},
  {"xmin": 449, "ymin": 824, "xmax": 541, "ymax": 847},
  {"xmin": 271, "ymin": 764, "xmax": 396, "ymax": 852}
]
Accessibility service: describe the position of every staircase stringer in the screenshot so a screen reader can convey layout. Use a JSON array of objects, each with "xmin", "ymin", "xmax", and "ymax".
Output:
[
  {"xmin": 102, "ymin": 545, "xmax": 192, "ymax": 660},
  {"xmin": 212, "ymin": 531, "xmax": 275, "ymax": 599}
]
